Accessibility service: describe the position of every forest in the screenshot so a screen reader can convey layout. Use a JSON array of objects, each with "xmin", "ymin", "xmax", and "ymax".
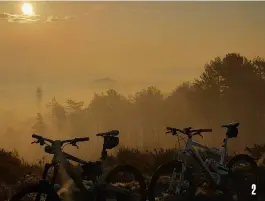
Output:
[
  {"xmin": 1, "ymin": 52, "xmax": 265, "ymax": 200},
  {"xmin": 30, "ymin": 52, "xmax": 265, "ymax": 151}
]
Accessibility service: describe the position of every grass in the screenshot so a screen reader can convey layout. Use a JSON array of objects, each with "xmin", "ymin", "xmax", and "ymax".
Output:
[
  {"xmin": 0, "ymin": 145, "xmax": 264, "ymax": 201},
  {"xmin": 0, "ymin": 149, "xmax": 43, "ymax": 200}
]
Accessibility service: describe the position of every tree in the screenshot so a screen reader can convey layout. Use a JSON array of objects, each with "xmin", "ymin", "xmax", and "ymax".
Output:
[
  {"xmin": 47, "ymin": 97, "xmax": 66, "ymax": 133},
  {"xmin": 193, "ymin": 56, "xmax": 224, "ymax": 125},
  {"xmin": 28, "ymin": 52, "xmax": 265, "ymax": 151},
  {"xmin": 66, "ymin": 99, "xmax": 84, "ymax": 112},
  {"xmin": 65, "ymin": 99, "xmax": 85, "ymax": 136},
  {"xmin": 133, "ymin": 86, "xmax": 164, "ymax": 149},
  {"xmin": 193, "ymin": 53, "xmax": 264, "ymax": 145},
  {"xmin": 32, "ymin": 113, "xmax": 47, "ymax": 134},
  {"xmin": 36, "ymin": 86, "xmax": 43, "ymax": 112},
  {"xmin": 164, "ymin": 82, "xmax": 196, "ymax": 126},
  {"xmin": 87, "ymin": 89, "xmax": 131, "ymax": 140}
]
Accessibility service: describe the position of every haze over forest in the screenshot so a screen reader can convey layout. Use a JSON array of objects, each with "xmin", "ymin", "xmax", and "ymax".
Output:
[{"xmin": 0, "ymin": 2, "xmax": 265, "ymax": 162}]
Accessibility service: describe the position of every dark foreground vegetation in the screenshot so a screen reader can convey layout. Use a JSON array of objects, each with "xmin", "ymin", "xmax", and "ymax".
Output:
[
  {"xmin": 0, "ymin": 145, "xmax": 265, "ymax": 201},
  {"xmin": 1, "ymin": 52, "xmax": 265, "ymax": 200}
]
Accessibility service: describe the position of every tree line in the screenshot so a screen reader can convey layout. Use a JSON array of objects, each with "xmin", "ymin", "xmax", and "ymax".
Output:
[{"xmin": 32, "ymin": 53, "xmax": 265, "ymax": 154}]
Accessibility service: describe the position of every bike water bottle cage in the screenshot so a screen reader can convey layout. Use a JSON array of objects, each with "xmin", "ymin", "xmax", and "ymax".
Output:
[{"xmin": 221, "ymin": 122, "xmax": 239, "ymax": 138}]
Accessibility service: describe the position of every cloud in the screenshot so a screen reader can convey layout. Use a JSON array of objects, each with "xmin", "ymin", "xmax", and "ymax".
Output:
[
  {"xmin": 44, "ymin": 15, "xmax": 78, "ymax": 23},
  {"xmin": 0, "ymin": 13, "xmax": 9, "ymax": 20},
  {"xmin": 0, "ymin": 12, "xmax": 40, "ymax": 24},
  {"xmin": 8, "ymin": 14, "xmax": 41, "ymax": 24},
  {"xmin": 0, "ymin": 12, "xmax": 77, "ymax": 24}
]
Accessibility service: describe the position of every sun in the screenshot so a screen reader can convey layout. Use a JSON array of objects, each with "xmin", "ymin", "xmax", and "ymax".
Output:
[{"xmin": 21, "ymin": 3, "xmax": 34, "ymax": 16}]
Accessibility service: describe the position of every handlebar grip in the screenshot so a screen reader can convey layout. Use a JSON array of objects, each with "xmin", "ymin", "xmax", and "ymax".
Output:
[
  {"xmin": 200, "ymin": 129, "xmax": 212, "ymax": 132},
  {"xmin": 75, "ymin": 137, "xmax": 90, "ymax": 142},
  {"xmin": 32, "ymin": 134, "xmax": 42, "ymax": 139}
]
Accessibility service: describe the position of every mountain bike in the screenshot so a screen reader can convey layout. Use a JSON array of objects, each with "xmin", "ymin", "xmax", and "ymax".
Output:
[
  {"xmin": 10, "ymin": 130, "xmax": 146, "ymax": 201},
  {"xmin": 148, "ymin": 122, "xmax": 258, "ymax": 201}
]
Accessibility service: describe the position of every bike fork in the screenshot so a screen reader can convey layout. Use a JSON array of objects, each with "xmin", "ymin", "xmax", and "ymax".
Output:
[
  {"xmin": 168, "ymin": 163, "xmax": 186, "ymax": 194},
  {"xmin": 175, "ymin": 163, "xmax": 187, "ymax": 194},
  {"xmin": 168, "ymin": 168, "xmax": 177, "ymax": 191}
]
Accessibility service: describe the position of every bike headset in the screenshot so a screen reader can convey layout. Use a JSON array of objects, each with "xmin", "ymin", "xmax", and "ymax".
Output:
[{"xmin": 165, "ymin": 127, "xmax": 211, "ymax": 150}]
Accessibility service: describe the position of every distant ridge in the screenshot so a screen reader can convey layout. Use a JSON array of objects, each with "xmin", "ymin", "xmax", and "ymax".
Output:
[
  {"xmin": 91, "ymin": 77, "xmax": 116, "ymax": 84},
  {"xmin": 90, "ymin": 77, "xmax": 117, "ymax": 90}
]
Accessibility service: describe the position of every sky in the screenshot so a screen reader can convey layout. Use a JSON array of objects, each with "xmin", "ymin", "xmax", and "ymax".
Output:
[{"xmin": 0, "ymin": 1, "xmax": 265, "ymax": 114}]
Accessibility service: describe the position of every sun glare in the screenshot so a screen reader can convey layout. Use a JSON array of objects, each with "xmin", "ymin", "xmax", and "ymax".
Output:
[{"xmin": 21, "ymin": 3, "xmax": 34, "ymax": 16}]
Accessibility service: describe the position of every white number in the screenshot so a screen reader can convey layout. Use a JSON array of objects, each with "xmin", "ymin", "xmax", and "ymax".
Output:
[{"xmin": 251, "ymin": 184, "xmax": 256, "ymax": 195}]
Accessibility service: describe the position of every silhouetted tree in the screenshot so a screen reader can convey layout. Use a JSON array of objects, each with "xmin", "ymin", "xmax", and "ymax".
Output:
[
  {"xmin": 47, "ymin": 97, "xmax": 66, "ymax": 133},
  {"xmin": 32, "ymin": 113, "xmax": 47, "ymax": 134},
  {"xmin": 36, "ymin": 87, "xmax": 43, "ymax": 113},
  {"xmin": 133, "ymin": 86, "xmax": 164, "ymax": 148},
  {"xmin": 65, "ymin": 99, "xmax": 85, "ymax": 136},
  {"xmin": 36, "ymin": 52, "xmax": 265, "ymax": 151}
]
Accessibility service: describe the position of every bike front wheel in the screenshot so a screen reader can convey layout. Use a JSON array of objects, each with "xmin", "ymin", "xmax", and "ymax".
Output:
[
  {"xmin": 104, "ymin": 164, "xmax": 147, "ymax": 201},
  {"xmin": 148, "ymin": 160, "xmax": 196, "ymax": 201},
  {"xmin": 10, "ymin": 183, "xmax": 60, "ymax": 201}
]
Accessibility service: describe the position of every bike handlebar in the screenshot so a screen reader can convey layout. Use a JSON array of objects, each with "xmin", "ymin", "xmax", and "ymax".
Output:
[
  {"xmin": 166, "ymin": 127, "xmax": 212, "ymax": 137},
  {"xmin": 192, "ymin": 129, "xmax": 212, "ymax": 133},
  {"xmin": 32, "ymin": 134, "xmax": 54, "ymax": 144},
  {"xmin": 31, "ymin": 134, "xmax": 90, "ymax": 147}
]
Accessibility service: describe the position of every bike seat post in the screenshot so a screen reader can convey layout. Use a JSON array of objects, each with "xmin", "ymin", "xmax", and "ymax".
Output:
[
  {"xmin": 220, "ymin": 135, "xmax": 228, "ymax": 165},
  {"xmin": 100, "ymin": 148, "xmax": 108, "ymax": 161}
]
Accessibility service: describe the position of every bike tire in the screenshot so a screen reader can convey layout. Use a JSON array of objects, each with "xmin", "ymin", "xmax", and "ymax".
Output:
[
  {"xmin": 9, "ymin": 183, "xmax": 60, "ymax": 201},
  {"xmin": 148, "ymin": 160, "xmax": 196, "ymax": 201},
  {"xmin": 104, "ymin": 164, "xmax": 147, "ymax": 201},
  {"xmin": 226, "ymin": 154, "xmax": 258, "ymax": 201}
]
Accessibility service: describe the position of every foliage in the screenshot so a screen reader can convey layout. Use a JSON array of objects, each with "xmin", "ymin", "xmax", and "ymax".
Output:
[
  {"xmin": 1, "ymin": 145, "xmax": 265, "ymax": 200},
  {"xmin": 2, "ymin": 52, "xmax": 265, "ymax": 199}
]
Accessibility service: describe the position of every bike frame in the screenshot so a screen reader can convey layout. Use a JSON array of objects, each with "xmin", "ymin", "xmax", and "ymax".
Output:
[
  {"xmin": 174, "ymin": 135, "xmax": 229, "ymax": 188},
  {"xmin": 41, "ymin": 140, "xmax": 127, "ymax": 200},
  {"xmin": 40, "ymin": 150, "xmax": 89, "ymax": 185}
]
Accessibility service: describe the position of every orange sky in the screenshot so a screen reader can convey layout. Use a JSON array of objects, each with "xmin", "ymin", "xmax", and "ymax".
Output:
[{"xmin": 0, "ymin": 2, "xmax": 265, "ymax": 113}]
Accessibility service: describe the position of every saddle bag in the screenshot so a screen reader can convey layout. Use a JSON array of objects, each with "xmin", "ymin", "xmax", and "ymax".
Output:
[
  {"xmin": 226, "ymin": 127, "xmax": 238, "ymax": 138},
  {"xmin": 103, "ymin": 136, "xmax": 119, "ymax": 149}
]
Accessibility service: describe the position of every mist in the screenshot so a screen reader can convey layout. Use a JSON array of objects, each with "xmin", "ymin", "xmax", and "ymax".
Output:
[{"xmin": 0, "ymin": 2, "xmax": 265, "ymax": 163}]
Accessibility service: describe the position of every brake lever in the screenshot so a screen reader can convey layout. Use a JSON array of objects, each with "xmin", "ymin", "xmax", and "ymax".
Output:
[
  {"xmin": 172, "ymin": 131, "xmax": 177, "ymax": 136},
  {"xmin": 198, "ymin": 133, "xmax": 203, "ymax": 138},
  {"xmin": 31, "ymin": 141, "xmax": 39, "ymax": 144},
  {"xmin": 72, "ymin": 143, "xmax": 79, "ymax": 149}
]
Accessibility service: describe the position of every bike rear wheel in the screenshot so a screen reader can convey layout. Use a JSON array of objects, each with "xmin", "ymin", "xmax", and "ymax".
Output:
[
  {"xmin": 148, "ymin": 161, "xmax": 196, "ymax": 201},
  {"xmin": 226, "ymin": 154, "xmax": 259, "ymax": 201},
  {"xmin": 104, "ymin": 164, "xmax": 147, "ymax": 201},
  {"xmin": 9, "ymin": 183, "xmax": 60, "ymax": 201}
]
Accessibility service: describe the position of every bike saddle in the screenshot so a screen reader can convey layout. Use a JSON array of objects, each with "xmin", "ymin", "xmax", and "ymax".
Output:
[
  {"xmin": 96, "ymin": 130, "xmax": 119, "ymax": 137},
  {"xmin": 183, "ymin": 127, "xmax": 192, "ymax": 131},
  {"xmin": 221, "ymin": 122, "xmax": 240, "ymax": 129}
]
